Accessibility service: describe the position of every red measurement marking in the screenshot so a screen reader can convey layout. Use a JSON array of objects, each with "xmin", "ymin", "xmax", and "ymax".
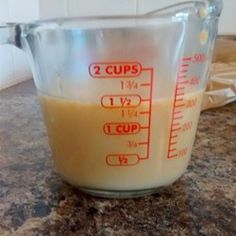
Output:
[
  {"xmin": 140, "ymin": 126, "xmax": 149, "ymax": 129},
  {"xmin": 127, "ymin": 140, "xmax": 138, "ymax": 148},
  {"xmin": 182, "ymin": 57, "xmax": 192, "ymax": 62},
  {"xmin": 176, "ymin": 98, "xmax": 184, "ymax": 102},
  {"xmin": 141, "ymin": 98, "xmax": 151, "ymax": 102},
  {"xmin": 170, "ymin": 141, "xmax": 177, "ymax": 145},
  {"xmin": 185, "ymin": 98, "xmax": 197, "ymax": 108},
  {"xmin": 140, "ymin": 83, "xmax": 151, "ymax": 87},
  {"xmin": 141, "ymin": 68, "xmax": 154, "ymax": 160},
  {"xmin": 178, "ymin": 80, "xmax": 189, "ymax": 84},
  {"xmin": 180, "ymin": 69, "xmax": 188, "ymax": 73},
  {"xmin": 138, "ymin": 142, "xmax": 149, "ymax": 145},
  {"xmin": 101, "ymin": 94, "xmax": 141, "ymax": 108},
  {"xmin": 171, "ymin": 127, "xmax": 181, "ymax": 132},
  {"xmin": 139, "ymin": 111, "xmax": 150, "ymax": 115},
  {"xmin": 173, "ymin": 116, "xmax": 183, "ymax": 120},
  {"xmin": 177, "ymin": 84, "xmax": 185, "ymax": 89},
  {"xmin": 176, "ymin": 88, "xmax": 184, "ymax": 92},
  {"xmin": 182, "ymin": 64, "xmax": 189, "ymax": 67},
  {"xmin": 189, "ymin": 76, "xmax": 200, "ymax": 86},
  {"xmin": 178, "ymin": 148, "xmax": 188, "ymax": 157},
  {"xmin": 169, "ymin": 148, "xmax": 176, "ymax": 152},
  {"xmin": 168, "ymin": 58, "xmax": 190, "ymax": 159},
  {"xmin": 174, "ymin": 110, "xmax": 182, "ymax": 115},
  {"xmin": 89, "ymin": 62, "xmax": 142, "ymax": 78},
  {"xmin": 175, "ymin": 104, "xmax": 185, "ymax": 108},
  {"xmin": 106, "ymin": 154, "xmax": 139, "ymax": 166},
  {"xmin": 192, "ymin": 53, "xmax": 206, "ymax": 64},
  {"xmin": 104, "ymin": 67, "xmax": 154, "ymax": 165},
  {"xmin": 121, "ymin": 109, "xmax": 138, "ymax": 118},
  {"xmin": 172, "ymin": 122, "xmax": 180, "ymax": 126},
  {"xmin": 172, "ymin": 123, "xmax": 180, "ymax": 126},
  {"xmin": 178, "ymin": 75, "xmax": 187, "ymax": 79},
  {"xmin": 169, "ymin": 154, "xmax": 178, "ymax": 159},
  {"xmin": 176, "ymin": 92, "xmax": 184, "ymax": 96},
  {"xmin": 182, "ymin": 121, "xmax": 193, "ymax": 131},
  {"xmin": 121, "ymin": 80, "xmax": 138, "ymax": 90},
  {"xmin": 103, "ymin": 122, "xmax": 141, "ymax": 135}
]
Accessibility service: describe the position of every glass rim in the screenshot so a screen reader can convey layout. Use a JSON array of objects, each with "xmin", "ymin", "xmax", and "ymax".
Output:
[{"xmin": 20, "ymin": 1, "xmax": 214, "ymax": 28}]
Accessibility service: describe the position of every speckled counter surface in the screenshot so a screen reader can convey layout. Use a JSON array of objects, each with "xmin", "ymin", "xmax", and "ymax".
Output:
[{"xmin": 0, "ymin": 80, "xmax": 235, "ymax": 236}]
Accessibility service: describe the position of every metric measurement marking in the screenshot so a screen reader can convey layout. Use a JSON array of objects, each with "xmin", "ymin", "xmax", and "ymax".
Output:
[
  {"xmin": 175, "ymin": 104, "xmax": 185, "ymax": 108},
  {"xmin": 167, "ymin": 53, "xmax": 205, "ymax": 159},
  {"xmin": 180, "ymin": 69, "xmax": 188, "ymax": 73},
  {"xmin": 176, "ymin": 88, "xmax": 184, "ymax": 92},
  {"xmin": 172, "ymin": 123, "xmax": 180, "ymax": 126},
  {"xmin": 103, "ymin": 122, "xmax": 141, "ymax": 135},
  {"xmin": 106, "ymin": 154, "xmax": 139, "ymax": 166},
  {"xmin": 171, "ymin": 127, "xmax": 181, "ymax": 132},
  {"xmin": 170, "ymin": 141, "xmax": 177, "ymax": 145},
  {"xmin": 168, "ymin": 58, "xmax": 190, "ymax": 159},
  {"xmin": 98, "ymin": 63, "xmax": 154, "ymax": 166},
  {"xmin": 173, "ymin": 116, "xmax": 183, "ymax": 120},
  {"xmin": 169, "ymin": 154, "xmax": 178, "ymax": 158},
  {"xmin": 182, "ymin": 64, "xmax": 189, "ymax": 67}
]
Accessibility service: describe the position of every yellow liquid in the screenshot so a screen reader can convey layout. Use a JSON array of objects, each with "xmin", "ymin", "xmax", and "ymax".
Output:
[{"xmin": 40, "ymin": 90, "xmax": 203, "ymax": 190}]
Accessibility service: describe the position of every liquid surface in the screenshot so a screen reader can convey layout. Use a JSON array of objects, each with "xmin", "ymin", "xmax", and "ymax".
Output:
[{"xmin": 40, "ymin": 90, "xmax": 203, "ymax": 190}]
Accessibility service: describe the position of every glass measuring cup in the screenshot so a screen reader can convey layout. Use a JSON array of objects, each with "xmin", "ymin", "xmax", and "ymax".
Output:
[{"xmin": 0, "ymin": 0, "xmax": 223, "ymax": 198}]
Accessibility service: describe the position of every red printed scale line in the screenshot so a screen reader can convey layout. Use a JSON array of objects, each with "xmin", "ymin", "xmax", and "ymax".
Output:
[
  {"xmin": 167, "ymin": 59, "xmax": 190, "ymax": 159},
  {"xmin": 139, "ymin": 68, "xmax": 154, "ymax": 160},
  {"xmin": 104, "ymin": 67, "xmax": 154, "ymax": 166}
]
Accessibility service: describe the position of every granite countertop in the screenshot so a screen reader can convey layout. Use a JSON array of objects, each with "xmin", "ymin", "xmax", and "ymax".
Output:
[{"xmin": 0, "ymin": 80, "xmax": 235, "ymax": 236}]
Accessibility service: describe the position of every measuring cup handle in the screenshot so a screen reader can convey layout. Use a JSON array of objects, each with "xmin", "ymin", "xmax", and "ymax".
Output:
[{"xmin": 0, "ymin": 23, "xmax": 21, "ymax": 48}]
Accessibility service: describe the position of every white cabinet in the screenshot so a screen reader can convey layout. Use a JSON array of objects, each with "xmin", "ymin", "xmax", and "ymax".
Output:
[
  {"xmin": 67, "ymin": 0, "xmax": 137, "ymax": 16},
  {"xmin": 38, "ymin": 0, "xmax": 67, "ymax": 19}
]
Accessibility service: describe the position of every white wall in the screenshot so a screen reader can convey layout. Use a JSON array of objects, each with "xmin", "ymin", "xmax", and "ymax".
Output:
[
  {"xmin": 0, "ymin": 0, "xmax": 235, "ymax": 90},
  {"xmin": 0, "ymin": 0, "xmax": 39, "ymax": 90},
  {"xmin": 38, "ymin": 0, "xmax": 67, "ymax": 19},
  {"xmin": 218, "ymin": 0, "xmax": 235, "ymax": 35}
]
